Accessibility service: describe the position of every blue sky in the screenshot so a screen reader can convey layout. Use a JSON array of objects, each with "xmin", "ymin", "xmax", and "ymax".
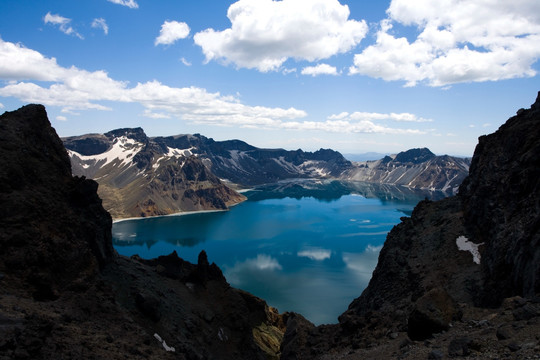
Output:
[{"xmin": 1, "ymin": 0, "xmax": 539, "ymax": 156}]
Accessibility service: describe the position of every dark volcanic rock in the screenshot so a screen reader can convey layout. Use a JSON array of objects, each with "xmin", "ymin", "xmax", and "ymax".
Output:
[
  {"xmin": 407, "ymin": 287, "xmax": 461, "ymax": 341},
  {"xmin": 460, "ymin": 91, "xmax": 540, "ymax": 305},
  {"xmin": 62, "ymin": 133, "xmax": 110, "ymax": 155},
  {"xmin": 0, "ymin": 104, "xmax": 115, "ymax": 298}
]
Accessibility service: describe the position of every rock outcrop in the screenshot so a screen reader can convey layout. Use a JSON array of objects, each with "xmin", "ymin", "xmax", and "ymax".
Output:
[
  {"xmin": 0, "ymin": 104, "xmax": 115, "ymax": 300},
  {"xmin": 0, "ymin": 105, "xmax": 285, "ymax": 359},
  {"xmin": 281, "ymin": 92, "xmax": 540, "ymax": 359}
]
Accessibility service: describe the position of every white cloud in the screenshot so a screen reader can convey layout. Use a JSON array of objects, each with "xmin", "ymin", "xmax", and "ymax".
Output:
[
  {"xmin": 301, "ymin": 64, "xmax": 339, "ymax": 77},
  {"xmin": 0, "ymin": 39, "xmax": 74, "ymax": 81},
  {"xmin": 56, "ymin": 115, "xmax": 67, "ymax": 121},
  {"xmin": 278, "ymin": 119, "xmax": 424, "ymax": 135},
  {"xmin": 155, "ymin": 21, "xmax": 190, "ymax": 46},
  {"xmin": 282, "ymin": 68, "xmax": 297, "ymax": 75},
  {"xmin": 43, "ymin": 12, "xmax": 83, "ymax": 39},
  {"xmin": 0, "ymin": 38, "xmax": 428, "ymax": 136},
  {"xmin": 0, "ymin": 102, "xmax": 4, "ymax": 109},
  {"xmin": 91, "ymin": 18, "xmax": 109, "ymax": 35},
  {"xmin": 180, "ymin": 57, "xmax": 191, "ymax": 66},
  {"xmin": 107, "ymin": 0, "xmax": 138, "ymax": 9},
  {"xmin": 349, "ymin": 0, "xmax": 540, "ymax": 86},
  {"xmin": 194, "ymin": 0, "xmax": 368, "ymax": 72},
  {"xmin": 0, "ymin": 38, "xmax": 305, "ymax": 124},
  {"xmin": 142, "ymin": 110, "xmax": 171, "ymax": 119},
  {"xmin": 329, "ymin": 111, "xmax": 432, "ymax": 123}
]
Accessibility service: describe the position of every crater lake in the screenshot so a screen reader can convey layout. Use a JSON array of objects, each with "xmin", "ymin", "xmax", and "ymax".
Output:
[{"xmin": 113, "ymin": 180, "xmax": 446, "ymax": 325}]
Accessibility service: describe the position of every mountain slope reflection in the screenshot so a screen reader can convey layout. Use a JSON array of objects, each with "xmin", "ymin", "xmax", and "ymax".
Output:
[{"xmin": 243, "ymin": 180, "xmax": 446, "ymax": 204}]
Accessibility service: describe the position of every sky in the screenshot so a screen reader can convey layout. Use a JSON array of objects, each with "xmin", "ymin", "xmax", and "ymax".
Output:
[{"xmin": 1, "ymin": 0, "xmax": 539, "ymax": 157}]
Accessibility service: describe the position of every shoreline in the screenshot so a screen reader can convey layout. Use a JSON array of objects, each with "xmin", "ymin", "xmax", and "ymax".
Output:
[
  {"xmin": 112, "ymin": 198, "xmax": 247, "ymax": 224},
  {"xmin": 112, "ymin": 208, "xmax": 229, "ymax": 224}
]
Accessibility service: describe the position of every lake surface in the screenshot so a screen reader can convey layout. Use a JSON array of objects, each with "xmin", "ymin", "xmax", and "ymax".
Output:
[{"xmin": 113, "ymin": 180, "xmax": 445, "ymax": 325}]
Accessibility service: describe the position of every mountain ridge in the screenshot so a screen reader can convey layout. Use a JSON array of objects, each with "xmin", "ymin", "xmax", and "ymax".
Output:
[{"xmin": 64, "ymin": 130, "xmax": 470, "ymax": 218}]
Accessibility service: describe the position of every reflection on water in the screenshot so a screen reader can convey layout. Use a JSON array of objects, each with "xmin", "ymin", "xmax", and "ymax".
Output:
[
  {"xmin": 243, "ymin": 179, "xmax": 446, "ymax": 204},
  {"xmin": 113, "ymin": 180, "xmax": 443, "ymax": 325}
]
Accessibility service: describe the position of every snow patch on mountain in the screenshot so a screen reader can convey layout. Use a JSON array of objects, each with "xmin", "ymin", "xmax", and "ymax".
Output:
[
  {"xmin": 152, "ymin": 147, "xmax": 195, "ymax": 170},
  {"xmin": 68, "ymin": 136, "xmax": 143, "ymax": 168}
]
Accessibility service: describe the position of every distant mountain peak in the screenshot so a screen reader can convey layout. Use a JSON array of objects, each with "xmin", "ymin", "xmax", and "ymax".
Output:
[
  {"xmin": 393, "ymin": 148, "xmax": 436, "ymax": 164},
  {"xmin": 105, "ymin": 127, "xmax": 148, "ymax": 143}
]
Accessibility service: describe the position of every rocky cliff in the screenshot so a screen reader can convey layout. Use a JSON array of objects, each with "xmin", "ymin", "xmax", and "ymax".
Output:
[
  {"xmin": 0, "ymin": 105, "xmax": 286, "ymax": 359},
  {"xmin": 281, "ymin": 93, "xmax": 540, "ymax": 359}
]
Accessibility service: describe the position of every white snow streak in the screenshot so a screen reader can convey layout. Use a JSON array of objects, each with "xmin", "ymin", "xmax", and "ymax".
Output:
[
  {"xmin": 456, "ymin": 235, "xmax": 483, "ymax": 264},
  {"xmin": 153, "ymin": 333, "xmax": 175, "ymax": 352}
]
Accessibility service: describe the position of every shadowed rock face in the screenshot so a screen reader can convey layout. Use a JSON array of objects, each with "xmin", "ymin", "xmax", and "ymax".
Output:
[
  {"xmin": 0, "ymin": 104, "xmax": 114, "ymax": 300},
  {"xmin": 0, "ymin": 105, "xmax": 285, "ymax": 360},
  {"xmin": 459, "ymin": 92, "xmax": 540, "ymax": 304}
]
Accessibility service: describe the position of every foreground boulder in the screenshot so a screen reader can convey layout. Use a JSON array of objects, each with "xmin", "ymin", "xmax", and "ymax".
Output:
[{"xmin": 0, "ymin": 105, "xmax": 285, "ymax": 359}]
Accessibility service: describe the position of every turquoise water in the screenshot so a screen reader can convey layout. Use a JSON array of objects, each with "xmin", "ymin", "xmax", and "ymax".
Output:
[{"xmin": 113, "ymin": 180, "xmax": 442, "ymax": 325}]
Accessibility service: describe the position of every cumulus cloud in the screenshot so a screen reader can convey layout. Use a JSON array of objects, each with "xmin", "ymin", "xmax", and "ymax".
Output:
[
  {"xmin": 107, "ymin": 0, "xmax": 138, "ymax": 9},
  {"xmin": 279, "ymin": 118, "xmax": 424, "ymax": 135},
  {"xmin": 43, "ymin": 12, "xmax": 83, "ymax": 39},
  {"xmin": 56, "ymin": 115, "xmax": 67, "ymax": 121},
  {"xmin": 0, "ymin": 38, "xmax": 427, "ymax": 136},
  {"xmin": 194, "ymin": 0, "xmax": 368, "ymax": 72},
  {"xmin": 155, "ymin": 21, "xmax": 190, "ymax": 46},
  {"xmin": 349, "ymin": 0, "xmax": 540, "ymax": 86},
  {"xmin": 91, "ymin": 18, "xmax": 109, "ymax": 35},
  {"xmin": 328, "ymin": 111, "xmax": 433, "ymax": 123},
  {"xmin": 0, "ymin": 38, "xmax": 305, "ymax": 123},
  {"xmin": 301, "ymin": 64, "xmax": 339, "ymax": 77}
]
